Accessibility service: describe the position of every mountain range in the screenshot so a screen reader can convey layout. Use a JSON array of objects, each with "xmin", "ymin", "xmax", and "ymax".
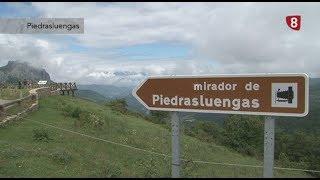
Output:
[
  {"xmin": 0, "ymin": 61, "xmax": 51, "ymax": 84},
  {"xmin": 1, "ymin": 61, "xmax": 318, "ymax": 130}
]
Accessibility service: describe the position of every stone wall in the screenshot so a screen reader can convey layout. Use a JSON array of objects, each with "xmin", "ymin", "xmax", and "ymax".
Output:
[{"xmin": 0, "ymin": 87, "xmax": 59, "ymax": 127}]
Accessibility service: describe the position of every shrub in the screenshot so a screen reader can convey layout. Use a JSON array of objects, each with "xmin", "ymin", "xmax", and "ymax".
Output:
[
  {"xmin": 50, "ymin": 149, "xmax": 72, "ymax": 165},
  {"xmin": 222, "ymin": 115, "xmax": 264, "ymax": 157},
  {"xmin": 61, "ymin": 104, "xmax": 82, "ymax": 119},
  {"xmin": 71, "ymin": 107, "xmax": 82, "ymax": 119},
  {"xmin": 33, "ymin": 128, "xmax": 51, "ymax": 142},
  {"xmin": 147, "ymin": 111, "xmax": 170, "ymax": 125},
  {"xmin": 60, "ymin": 102, "xmax": 104, "ymax": 129},
  {"xmin": 278, "ymin": 152, "xmax": 291, "ymax": 167},
  {"xmin": 90, "ymin": 113, "xmax": 104, "ymax": 129},
  {"xmin": 182, "ymin": 154, "xmax": 200, "ymax": 177},
  {"xmin": 78, "ymin": 110, "xmax": 90, "ymax": 124},
  {"xmin": 61, "ymin": 104, "xmax": 73, "ymax": 116},
  {"xmin": 100, "ymin": 162, "xmax": 122, "ymax": 177},
  {"xmin": 135, "ymin": 156, "xmax": 159, "ymax": 177},
  {"xmin": 182, "ymin": 120, "xmax": 223, "ymax": 144},
  {"xmin": 76, "ymin": 111, "xmax": 104, "ymax": 129},
  {"xmin": 105, "ymin": 99, "xmax": 128, "ymax": 114}
]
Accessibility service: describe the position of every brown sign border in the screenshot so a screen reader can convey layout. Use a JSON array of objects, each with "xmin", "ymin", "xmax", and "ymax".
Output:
[{"xmin": 132, "ymin": 73, "xmax": 309, "ymax": 117}]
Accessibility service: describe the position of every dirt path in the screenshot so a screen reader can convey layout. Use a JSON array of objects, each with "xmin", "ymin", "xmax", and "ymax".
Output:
[
  {"xmin": 0, "ymin": 99, "xmax": 13, "ymax": 106},
  {"xmin": 0, "ymin": 87, "xmax": 46, "ymax": 106}
]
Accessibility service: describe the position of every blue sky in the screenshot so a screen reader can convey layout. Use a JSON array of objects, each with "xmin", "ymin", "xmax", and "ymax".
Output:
[
  {"xmin": 0, "ymin": 2, "xmax": 193, "ymax": 63},
  {"xmin": 0, "ymin": 3, "xmax": 41, "ymax": 17}
]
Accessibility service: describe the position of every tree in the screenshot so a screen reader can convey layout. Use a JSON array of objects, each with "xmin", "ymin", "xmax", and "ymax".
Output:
[
  {"xmin": 223, "ymin": 115, "xmax": 264, "ymax": 157},
  {"xmin": 106, "ymin": 99, "xmax": 128, "ymax": 114},
  {"xmin": 6, "ymin": 75, "xmax": 20, "ymax": 85},
  {"xmin": 183, "ymin": 120, "xmax": 223, "ymax": 143},
  {"xmin": 148, "ymin": 111, "xmax": 170, "ymax": 124}
]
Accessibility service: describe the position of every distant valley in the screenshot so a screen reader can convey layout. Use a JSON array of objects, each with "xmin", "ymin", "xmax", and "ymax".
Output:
[{"xmin": 1, "ymin": 60, "xmax": 312, "ymax": 130}]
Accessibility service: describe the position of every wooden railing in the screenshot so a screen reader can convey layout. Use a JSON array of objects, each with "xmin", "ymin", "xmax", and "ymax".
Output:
[
  {"xmin": 0, "ymin": 80, "xmax": 79, "ymax": 126},
  {"xmin": 0, "ymin": 86, "xmax": 61, "ymax": 126},
  {"xmin": 0, "ymin": 94, "xmax": 36, "ymax": 110}
]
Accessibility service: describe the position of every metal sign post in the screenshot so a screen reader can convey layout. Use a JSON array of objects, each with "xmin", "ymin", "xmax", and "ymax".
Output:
[
  {"xmin": 171, "ymin": 112, "xmax": 181, "ymax": 178},
  {"xmin": 132, "ymin": 73, "xmax": 309, "ymax": 178},
  {"xmin": 263, "ymin": 116, "xmax": 275, "ymax": 178}
]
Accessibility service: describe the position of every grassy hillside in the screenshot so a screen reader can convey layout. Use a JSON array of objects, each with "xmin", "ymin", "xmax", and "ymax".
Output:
[
  {"xmin": 75, "ymin": 89, "xmax": 107, "ymax": 104},
  {"xmin": 0, "ymin": 96, "xmax": 310, "ymax": 177}
]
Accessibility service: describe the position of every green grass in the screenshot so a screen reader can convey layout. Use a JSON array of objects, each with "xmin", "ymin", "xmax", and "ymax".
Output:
[
  {"xmin": 0, "ymin": 96, "xmax": 311, "ymax": 177},
  {"xmin": 0, "ymin": 88, "xmax": 30, "ymax": 100}
]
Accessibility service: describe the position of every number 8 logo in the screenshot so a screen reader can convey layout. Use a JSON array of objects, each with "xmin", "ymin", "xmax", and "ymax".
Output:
[
  {"xmin": 290, "ymin": 17, "xmax": 298, "ymax": 28},
  {"xmin": 286, "ymin": 15, "xmax": 301, "ymax": 31}
]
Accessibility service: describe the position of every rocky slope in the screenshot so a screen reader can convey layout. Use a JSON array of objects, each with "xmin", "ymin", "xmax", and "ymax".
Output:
[{"xmin": 0, "ymin": 61, "xmax": 51, "ymax": 84}]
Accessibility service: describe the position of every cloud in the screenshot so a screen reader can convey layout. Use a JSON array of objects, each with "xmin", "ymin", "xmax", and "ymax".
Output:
[
  {"xmin": 193, "ymin": 2, "xmax": 320, "ymax": 75},
  {"xmin": 0, "ymin": 34, "xmax": 54, "ymax": 68},
  {"xmin": 0, "ymin": 2, "xmax": 319, "ymax": 86}
]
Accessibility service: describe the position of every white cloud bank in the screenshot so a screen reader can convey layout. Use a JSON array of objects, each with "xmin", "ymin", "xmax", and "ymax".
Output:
[{"xmin": 0, "ymin": 2, "xmax": 319, "ymax": 86}]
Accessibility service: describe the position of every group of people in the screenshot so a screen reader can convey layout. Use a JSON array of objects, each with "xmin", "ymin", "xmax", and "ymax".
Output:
[
  {"xmin": 57, "ymin": 82, "xmax": 77, "ymax": 90},
  {"xmin": 57, "ymin": 82, "xmax": 77, "ymax": 96}
]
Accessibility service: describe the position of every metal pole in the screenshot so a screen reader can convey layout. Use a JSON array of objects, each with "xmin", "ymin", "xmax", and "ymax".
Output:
[
  {"xmin": 263, "ymin": 116, "xmax": 275, "ymax": 178},
  {"xmin": 171, "ymin": 112, "xmax": 180, "ymax": 178}
]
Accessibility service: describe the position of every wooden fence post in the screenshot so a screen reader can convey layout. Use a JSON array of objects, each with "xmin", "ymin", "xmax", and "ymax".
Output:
[{"xmin": 0, "ymin": 106, "xmax": 4, "ymax": 118}]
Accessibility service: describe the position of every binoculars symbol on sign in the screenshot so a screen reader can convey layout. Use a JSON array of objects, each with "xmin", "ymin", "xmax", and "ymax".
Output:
[{"xmin": 275, "ymin": 86, "xmax": 294, "ymax": 104}]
